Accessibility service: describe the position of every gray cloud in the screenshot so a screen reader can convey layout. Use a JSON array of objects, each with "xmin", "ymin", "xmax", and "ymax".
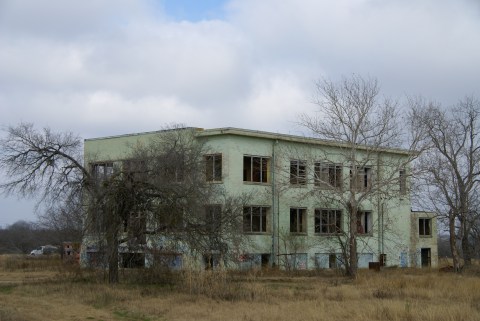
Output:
[{"xmin": 1, "ymin": 0, "xmax": 479, "ymax": 224}]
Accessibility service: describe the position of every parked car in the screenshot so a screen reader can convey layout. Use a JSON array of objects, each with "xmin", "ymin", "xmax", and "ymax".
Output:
[{"xmin": 30, "ymin": 245, "xmax": 58, "ymax": 256}]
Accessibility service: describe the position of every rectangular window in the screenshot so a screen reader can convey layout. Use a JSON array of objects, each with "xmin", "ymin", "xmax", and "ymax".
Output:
[
  {"xmin": 243, "ymin": 206, "xmax": 268, "ymax": 233},
  {"xmin": 205, "ymin": 205, "xmax": 222, "ymax": 233},
  {"xmin": 315, "ymin": 253, "xmax": 344, "ymax": 269},
  {"xmin": 314, "ymin": 209, "xmax": 342, "ymax": 234},
  {"xmin": 91, "ymin": 162, "xmax": 114, "ymax": 181},
  {"xmin": 290, "ymin": 160, "xmax": 307, "ymax": 185},
  {"xmin": 243, "ymin": 156, "xmax": 269, "ymax": 183},
  {"xmin": 350, "ymin": 166, "xmax": 372, "ymax": 191},
  {"xmin": 314, "ymin": 162, "xmax": 342, "ymax": 188},
  {"xmin": 419, "ymin": 218, "xmax": 431, "ymax": 236},
  {"xmin": 399, "ymin": 168, "xmax": 406, "ymax": 195},
  {"xmin": 205, "ymin": 154, "xmax": 222, "ymax": 182},
  {"xmin": 290, "ymin": 208, "xmax": 307, "ymax": 233},
  {"xmin": 357, "ymin": 211, "xmax": 372, "ymax": 234}
]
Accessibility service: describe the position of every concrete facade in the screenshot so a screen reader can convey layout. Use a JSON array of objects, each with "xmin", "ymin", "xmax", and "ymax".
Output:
[{"xmin": 83, "ymin": 127, "xmax": 437, "ymax": 269}]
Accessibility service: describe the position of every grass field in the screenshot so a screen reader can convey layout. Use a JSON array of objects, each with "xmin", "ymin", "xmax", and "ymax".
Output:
[{"xmin": 0, "ymin": 255, "xmax": 479, "ymax": 321}]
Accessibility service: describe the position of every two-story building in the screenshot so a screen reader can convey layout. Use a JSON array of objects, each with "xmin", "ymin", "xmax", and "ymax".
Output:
[{"xmin": 82, "ymin": 127, "xmax": 437, "ymax": 269}]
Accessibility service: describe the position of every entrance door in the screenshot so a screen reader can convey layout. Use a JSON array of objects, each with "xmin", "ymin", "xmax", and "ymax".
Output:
[{"xmin": 421, "ymin": 248, "xmax": 431, "ymax": 267}]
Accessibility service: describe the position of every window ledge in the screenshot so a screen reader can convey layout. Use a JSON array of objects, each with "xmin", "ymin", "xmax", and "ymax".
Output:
[
  {"xmin": 315, "ymin": 233, "xmax": 343, "ymax": 236},
  {"xmin": 243, "ymin": 182, "xmax": 271, "ymax": 186},
  {"xmin": 243, "ymin": 232, "xmax": 269, "ymax": 236},
  {"xmin": 290, "ymin": 232, "xmax": 308, "ymax": 236},
  {"xmin": 419, "ymin": 235, "xmax": 432, "ymax": 238},
  {"xmin": 357, "ymin": 233, "xmax": 373, "ymax": 237}
]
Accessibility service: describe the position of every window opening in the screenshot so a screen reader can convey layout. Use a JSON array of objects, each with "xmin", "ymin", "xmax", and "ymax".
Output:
[
  {"xmin": 243, "ymin": 206, "xmax": 268, "ymax": 233},
  {"xmin": 206, "ymin": 154, "xmax": 222, "ymax": 182},
  {"xmin": 92, "ymin": 162, "xmax": 114, "ymax": 181},
  {"xmin": 315, "ymin": 209, "xmax": 342, "ymax": 234},
  {"xmin": 315, "ymin": 162, "xmax": 342, "ymax": 188},
  {"xmin": 290, "ymin": 160, "xmax": 307, "ymax": 185},
  {"xmin": 350, "ymin": 166, "xmax": 371, "ymax": 191},
  {"xmin": 357, "ymin": 211, "xmax": 372, "ymax": 234},
  {"xmin": 243, "ymin": 156, "xmax": 269, "ymax": 183},
  {"xmin": 290, "ymin": 208, "xmax": 307, "ymax": 233},
  {"xmin": 419, "ymin": 218, "xmax": 431, "ymax": 236}
]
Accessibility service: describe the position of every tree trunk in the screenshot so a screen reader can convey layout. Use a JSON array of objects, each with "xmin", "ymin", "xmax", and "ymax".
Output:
[
  {"xmin": 347, "ymin": 201, "xmax": 358, "ymax": 278},
  {"xmin": 449, "ymin": 216, "xmax": 461, "ymax": 273},
  {"xmin": 347, "ymin": 234, "xmax": 358, "ymax": 278},
  {"xmin": 107, "ymin": 225, "xmax": 119, "ymax": 284},
  {"xmin": 461, "ymin": 234, "xmax": 474, "ymax": 267}
]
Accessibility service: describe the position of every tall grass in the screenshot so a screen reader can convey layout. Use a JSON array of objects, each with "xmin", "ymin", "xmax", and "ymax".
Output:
[{"xmin": 1, "ymin": 255, "xmax": 480, "ymax": 321}]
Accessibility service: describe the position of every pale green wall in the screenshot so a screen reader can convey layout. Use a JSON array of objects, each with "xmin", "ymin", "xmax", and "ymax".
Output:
[{"xmin": 84, "ymin": 128, "xmax": 431, "ymax": 269}]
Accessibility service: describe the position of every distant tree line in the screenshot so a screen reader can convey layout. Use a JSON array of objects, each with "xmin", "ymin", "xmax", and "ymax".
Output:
[{"xmin": 0, "ymin": 219, "xmax": 82, "ymax": 254}]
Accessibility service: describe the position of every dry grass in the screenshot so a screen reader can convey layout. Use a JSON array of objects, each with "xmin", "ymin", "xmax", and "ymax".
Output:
[{"xmin": 0, "ymin": 255, "xmax": 479, "ymax": 321}]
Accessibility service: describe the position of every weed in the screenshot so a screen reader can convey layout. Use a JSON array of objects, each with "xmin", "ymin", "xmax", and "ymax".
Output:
[{"xmin": 0, "ymin": 285, "xmax": 16, "ymax": 294}]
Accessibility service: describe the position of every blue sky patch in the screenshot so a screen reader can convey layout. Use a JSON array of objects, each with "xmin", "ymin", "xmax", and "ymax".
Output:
[{"xmin": 161, "ymin": 0, "xmax": 228, "ymax": 21}]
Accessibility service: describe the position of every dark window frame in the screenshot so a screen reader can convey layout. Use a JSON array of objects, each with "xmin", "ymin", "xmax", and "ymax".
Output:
[
  {"xmin": 350, "ymin": 166, "xmax": 372, "ymax": 191},
  {"xmin": 205, "ymin": 154, "xmax": 222, "ymax": 182},
  {"xmin": 357, "ymin": 210, "xmax": 372, "ymax": 235},
  {"xmin": 290, "ymin": 208, "xmax": 307, "ymax": 233},
  {"xmin": 419, "ymin": 218, "xmax": 432, "ymax": 236},
  {"xmin": 243, "ymin": 206, "xmax": 268, "ymax": 233},
  {"xmin": 314, "ymin": 209, "xmax": 342, "ymax": 235},
  {"xmin": 314, "ymin": 162, "xmax": 343, "ymax": 189},
  {"xmin": 290, "ymin": 159, "xmax": 307, "ymax": 185},
  {"xmin": 91, "ymin": 162, "xmax": 114, "ymax": 181},
  {"xmin": 243, "ymin": 156, "xmax": 270, "ymax": 183}
]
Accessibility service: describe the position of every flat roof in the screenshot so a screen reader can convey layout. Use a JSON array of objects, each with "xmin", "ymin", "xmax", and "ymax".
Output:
[
  {"xmin": 85, "ymin": 126, "xmax": 412, "ymax": 155},
  {"xmin": 198, "ymin": 127, "xmax": 412, "ymax": 155}
]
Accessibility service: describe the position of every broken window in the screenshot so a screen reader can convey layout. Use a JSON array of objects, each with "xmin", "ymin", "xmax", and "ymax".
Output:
[
  {"xmin": 205, "ymin": 154, "xmax": 222, "ymax": 182},
  {"xmin": 243, "ymin": 206, "xmax": 268, "ymax": 233},
  {"xmin": 290, "ymin": 208, "xmax": 307, "ymax": 233},
  {"xmin": 315, "ymin": 209, "xmax": 342, "ymax": 234},
  {"xmin": 287, "ymin": 253, "xmax": 308, "ymax": 270},
  {"xmin": 357, "ymin": 211, "xmax": 372, "ymax": 234},
  {"xmin": 243, "ymin": 156, "xmax": 270, "ymax": 183},
  {"xmin": 419, "ymin": 218, "xmax": 431, "ymax": 236},
  {"xmin": 315, "ymin": 253, "xmax": 343, "ymax": 269},
  {"xmin": 91, "ymin": 162, "xmax": 114, "ymax": 181},
  {"xmin": 121, "ymin": 253, "xmax": 145, "ymax": 268},
  {"xmin": 399, "ymin": 168, "xmax": 406, "ymax": 195},
  {"xmin": 290, "ymin": 160, "xmax": 307, "ymax": 185},
  {"xmin": 350, "ymin": 166, "xmax": 372, "ymax": 191},
  {"xmin": 314, "ymin": 162, "xmax": 342, "ymax": 189}
]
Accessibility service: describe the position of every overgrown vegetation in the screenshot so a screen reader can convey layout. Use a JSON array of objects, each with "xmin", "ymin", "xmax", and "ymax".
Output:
[{"xmin": 1, "ymin": 255, "xmax": 480, "ymax": 321}]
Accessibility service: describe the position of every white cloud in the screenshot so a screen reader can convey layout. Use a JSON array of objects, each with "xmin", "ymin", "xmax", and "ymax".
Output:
[{"xmin": 1, "ymin": 0, "xmax": 480, "ymax": 223}]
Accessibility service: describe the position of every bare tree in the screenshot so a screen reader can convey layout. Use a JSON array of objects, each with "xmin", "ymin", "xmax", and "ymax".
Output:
[
  {"xmin": 118, "ymin": 128, "xmax": 251, "ymax": 270},
  {"xmin": 410, "ymin": 97, "xmax": 480, "ymax": 271},
  {"xmin": 0, "ymin": 123, "xmax": 88, "ymax": 248},
  {"xmin": 1, "ymin": 123, "xmax": 250, "ymax": 281},
  {"xmin": 298, "ymin": 75, "xmax": 422, "ymax": 278},
  {"xmin": 0, "ymin": 123, "xmax": 87, "ymax": 201}
]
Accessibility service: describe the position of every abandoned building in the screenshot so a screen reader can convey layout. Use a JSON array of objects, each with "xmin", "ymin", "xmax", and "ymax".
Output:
[{"xmin": 81, "ymin": 127, "xmax": 438, "ymax": 270}]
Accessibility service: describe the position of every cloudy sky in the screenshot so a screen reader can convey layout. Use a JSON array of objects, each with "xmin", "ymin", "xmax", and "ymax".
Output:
[{"xmin": 1, "ymin": 0, "xmax": 480, "ymax": 226}]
